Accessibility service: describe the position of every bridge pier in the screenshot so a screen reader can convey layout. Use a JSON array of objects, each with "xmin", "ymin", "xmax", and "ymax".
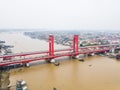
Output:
[
  {"xmin": 23, "ymin": 63, "xmax": 30, "ymax": 67},
  {"xmin": 75, "ymin": 54, "xmax": 85, "ymax": 61},
  {"xmin": 87, "ymin": 53, "xmax": 95, "ymax": 56},
  {"xmin": 50, "ymin": 59, "xmax": 60, "ymax": 66}
]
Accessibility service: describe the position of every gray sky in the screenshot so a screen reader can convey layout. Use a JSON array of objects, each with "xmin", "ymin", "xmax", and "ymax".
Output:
[{"xmin": 0, "ymin": 0, "xmax": 120, "ymax": 30}]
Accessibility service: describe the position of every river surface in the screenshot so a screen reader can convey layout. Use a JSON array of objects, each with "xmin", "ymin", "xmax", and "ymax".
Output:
[{"xmin": 1, "ymin": 32, "xmax": 120, "ymax": 90}]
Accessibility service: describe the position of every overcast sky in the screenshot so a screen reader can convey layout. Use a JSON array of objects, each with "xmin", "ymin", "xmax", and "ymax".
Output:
[{"xmin": 0, "ymin": 0, "xmax": 120, "ymax": 30}]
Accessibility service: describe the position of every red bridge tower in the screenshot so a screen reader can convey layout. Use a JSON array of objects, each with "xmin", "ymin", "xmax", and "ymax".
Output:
[
  {"xmin": 49, "ymin": 35, "xmax": 54, "ymax": 58},
  {"xmin": 73, "ymin": 35, "xmax": 79, "ymax": 55}
]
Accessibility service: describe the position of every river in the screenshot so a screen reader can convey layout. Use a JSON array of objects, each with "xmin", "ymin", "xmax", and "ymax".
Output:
[{"xmin": 1, "ymin": 32, "xmax": 120, "ymax": 90}]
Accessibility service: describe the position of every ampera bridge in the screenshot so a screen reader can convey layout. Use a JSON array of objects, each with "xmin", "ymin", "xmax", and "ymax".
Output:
[{"xmin": 0, "ymin": 35, "xmax": 120, "ymax": 67}]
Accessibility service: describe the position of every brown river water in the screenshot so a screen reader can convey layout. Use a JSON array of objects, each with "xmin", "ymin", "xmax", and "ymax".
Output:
[
  {"xmin": 10, "ymin": 56, "xmax": 120, "ymax": 90},
  {"xmin": 1, "ymin": 32, "xmax": 120, "ymax": 90}
]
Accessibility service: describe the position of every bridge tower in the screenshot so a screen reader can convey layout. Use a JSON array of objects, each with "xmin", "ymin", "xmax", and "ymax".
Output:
[
  {"xmin": 49, "ymin": 35, "xmax": 54, "ymax": 58},
  {"xmin": 72, "ymin": 35, "xmax": 84, "ymax": 61},
  {"xmin": 73, "ymin": 35, "xmax": 79, "ymax": 55},
  {"xmin": 48, "ymin": 35, "xmax": 59, "ymax": 65}
]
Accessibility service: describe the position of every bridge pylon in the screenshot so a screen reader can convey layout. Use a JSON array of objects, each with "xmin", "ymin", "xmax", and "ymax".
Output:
[
  {"xmin": 71, "ymin": 35, "xmax": 80, "ymax": 59},
  {"xmin": 73, "ymin": 35, "xmax": 79, "ymax": 55},
  {"xmin": 48, "ymin": 35, "xmax": 59, "ymax": 65},
  {"xmin": 49, "ymin": 35, "xmax": 54, "ymax": 58}
]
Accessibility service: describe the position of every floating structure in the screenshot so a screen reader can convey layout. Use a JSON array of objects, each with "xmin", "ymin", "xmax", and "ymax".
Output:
[{"xmin": 16, "ymin": 80, "xmax": 28, "ymax": 90}]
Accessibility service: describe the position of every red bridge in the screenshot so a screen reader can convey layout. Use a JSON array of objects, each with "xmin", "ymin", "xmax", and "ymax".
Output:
[{"xmin": 0, "ymin": 35, "xmax": 120, "ymax": 67}]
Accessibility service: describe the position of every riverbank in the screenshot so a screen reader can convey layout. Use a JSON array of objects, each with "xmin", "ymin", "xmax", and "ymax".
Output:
[{"xmin": 0, "ymin": 71, "xmax": 10, "ymax": 90}]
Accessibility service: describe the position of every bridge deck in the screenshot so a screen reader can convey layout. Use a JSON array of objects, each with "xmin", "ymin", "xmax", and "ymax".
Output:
[
  {"xmin": 0, "ymin": 44, "xmax": 120, "ymax": 66},
  {"xmin": 0, "ymin": 48, "xmax": 111, "ymax": 66}
]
